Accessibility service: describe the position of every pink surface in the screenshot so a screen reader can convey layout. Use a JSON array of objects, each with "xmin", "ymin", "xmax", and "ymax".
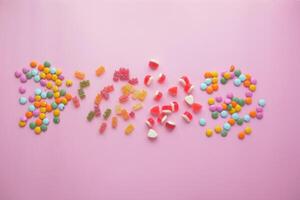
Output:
[{"xmin": 0, "ymin": 1, "xmax": 300, "ymax": 200}]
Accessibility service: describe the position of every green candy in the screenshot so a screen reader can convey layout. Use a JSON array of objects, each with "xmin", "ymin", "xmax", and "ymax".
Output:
[
  {"xmin": 236, "ymin": 118, "xmax": 244, "ymax": 126},
  {"xmin": 53, "ymin": 116, "xmax": 60, "ymax": 124},
  {"xmin": 87, "ymin": 111, "xmax": 95, "ymax": 122},
  {"xmin": 60, "ymin": 89, "xmax": 66, "ymax": 96},
  {"xmin": 44, "ymin": 61, "xmax": 51, "ymax": 67},
  {"xmin": 211, "ymin": 112, "xmax": 219, "ymax": 119},
  {"xmin": 238, "ymin": 99, "xmax": 245, "ymax": 106},
  {"xmin": 221, "ymin": 130, "xmax": 228, "ymax": 137},
  {"xmin": 41, "ymin": 124, "xmax": 48, "ymax": 132},
  {"xmin": 232, "ymin": 97, "xmax": 239, "ymax": 102},
  {"xmin": 234, "ymin": 70, "xmax": 241, "ymax": 77},
  {"xmin": 47, "ymin": 91, "xmax": 53, "ymax": 99},
  {"xmin": 29, "ymin": 122, "xmax": 36, "ymax": 129},
  {"xmin": 26, "ymin": 72, "xmax": 33, "ymax": 79},
  {"xmin": 51, "ymin": 102, "xmax": 58, "ymax": 109},
  {"xmin": 227, "ymin": 104, "xmax": 233, "ymax": 111},
  {"xmin": 220, "ymin": 77, "xmax": 227, "ymax": 84}
]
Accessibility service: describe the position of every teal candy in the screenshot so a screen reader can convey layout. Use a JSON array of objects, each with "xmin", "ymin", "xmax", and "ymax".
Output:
[
  {"xmin": 47, "ymin": 91, "xmax": 53, "ymax": 98},
  {"xmin": 234, "ymin": 70, "xmax": 241, "ymax": 77},
  {"xmin": 220, "ymin": 110, "xmax": 228, "ymax": 118},
  {"xmin": 26, "ymin": 72, "xmax": 33, "ymax": 79},
  {"xmin": 211, "ymin": 112, "xmax": 219, "ymax": 119},
  {"xmin": 33, "ymin": 75, "xmax": 40, "ymax": 82},
  {"xmin": 31, "ymin": 69, "xmax": 38, "ymax": 76},
  {"xmin": 243, "ymin": 114, "xmax": 251, "ymax": 122},
  {"xmin": 223, "ymin": 122, "xmax": 231, "ymax": 131},
  {"xmin": 258, "ymin": 99, "xmax": 266, "ymax": 107},
  {"xmin": 50, "ymin": 67, "xmax": 56, "ymax": 74},
  {"xmin": 35, "ymin": 88, "xmax": 42, "ymax": 95},
  {"xmin": 221, "ymin": 130, "xmax": 228, "ymax": 137},
  {"xmin": 44, "ymin": 61, "xmax": 51, "ymax": 67},
  {"xmin": 199, "ymin": 118, "xmax": 206, "ymax": 126},
  {"xmin": 200, "ymin": 83, "xmax": 207, "ymax": 91},
  {"xmin": 29, "ymin": 122, "xmax": 36, "ymax": 129},
  {"xmin": 204, "ymin": 78, "xmax": 212, "ymax": 85},
  {"xmin": 51, "ymin": 102, "xmax": 58, "ymax": 109},
  {"xmin": 28, "ymin": 104, "xmax": 35, "ymax": 111},
  {"xmin": 41, "ymin": 92, "xmax": 47, "ymax": 99},
  {"xmin": 43, "ymin": 118, "xmax": 50, "ymax": 125},
  {"xmin": 238, "ymin": 74, "xmax": 246, "ymax": 82},
  {"xmin": 232, "ymin": 113, "xmax": 239, "ymax": 120},
  {"xmin": 41, "ymin": 124, "xmax": 48, "ymax": 132},
  {"xmin": 234, "ymin": 78, "xmax": 241, "ymax": 86},
  {"xmin": 19, "ymin": 97, "xmax": 27, "ymax": 105},
  {"xmin": 53, "ymin": 116, "xmax": 60, "ymax": 124}
]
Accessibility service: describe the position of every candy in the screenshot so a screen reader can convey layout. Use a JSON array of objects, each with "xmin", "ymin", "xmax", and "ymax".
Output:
[
  {"xmin": 205, "ymin": 128, "xmax": 213, "ymax": 137},
  {"xmin": 65, "ymin": 79, "xmax": 72, "ymax": 87},
  {"xmin": 80, "ymin": 80, "xmax": 90, "ymax": 88},
  {"xmin": 256, "ymin": 112, "xmax": 263, "ymax": 120},
  {"xmin": 200, "ymin": 83, "xmax": 207, "ymax": 91},
  {"xmin": 168, "ymin": 86, "xmax": 177, "ymax": 97},
  {"xmin": 118, "ymin": 68, "xmax": 130, "ymax": 81},
  {"xmin": 15, "ymin": 71, "xmax": 22, "ymax": 78},
  {"xmin": 150, "ymin": 105, "xmax": 160, "ymax": 117},
  {"xmin": 221, "ymin": 130, "xmax": 228, "ymax": 137},
  {"xmin": 199, "ymin": 118, "xmax": 206, "ymax": 126},
  {"xmin": 144, "ymin": 75, "xmax": 153, "ymax": 86},
  {"xmin": 129, "ymin": 111, "xmax": 135, "ymax": 118},
  {"xmin": 184, "ymin": 84, "xmax": 194, "ymax": 94},
  {"xmin": 182, "ymin": 111, "xmax": 193, "ymax": 123},
  {"xmin": 179, "ymin": 76, "xmax": 190, "ymax": 87},
  {"xmin": 153, "ymin": 90, "xmax": 163, "ymax": 101},
  {"xmin": 132, "ymin": 103, "xmax": 143, "ymax": 111},
  {"xmin": 165, "ymin": 121, "xmax": 176, "ymax": 130},
  {"xmin": 234, "ymin": 78, "xmax": 242, "ymax": 86},
  {"xmin": 132, "ymin": 89, "xmax": 147, "ymax": 101},
  {"xmin": 157, "ymin": 73, "xmax": 166, "ymax": 84},
  {"xmin": 87, "ymin": 111, "xmax": 95, "ymax": 122},
  {"xmin": 157, "ymin": 113, "xmax": 167, "ymax": 124},
  {"xmin": 147, "ymin": 129, "xmax": 158, "ymax": 139},
  {"xmin": 207, "ymin": 98, "xmax": 215, "ymax": 105},
  {"xmin": 258, "ymin": 99, "xmax": 266, "ymax": 107},
  {"xmin": 161, "ymin": 105, "xmax": 172, "ymax": 114},
  {"xmin": 223, "ymin": 122, "xmax": 231, "ymax": 131},
  {"xmin": 220, "ymin": 110, "xmax": 228, "ymax": 118},
  {"xmin": 115, "ymin": 104, "xmax": 123, "ymax": 115},
  {"xmin": 184, "ymin": 95, "xmax": 194, "ymax": 106},
  {"xmin": 128, "ymin": 77, "xmax": 138, "ymax": 85},
  {"xmin": 192, "ymin": 103, "xmax": 202, "ymax": 113},
  {"xmin": 19, "ymin": 97, "xmax": 27, "ymax": 105},
  {"xmin": 99, "ymin": 122, "xmax": 107, "ymax": 134},
  {"xmin": 53, "ymin": 117, "xmax": 60, "ymax": 124},
  {"xmin": 125, "ymin": 124, "xmax": 135, "ymax": 135},
  {"xmin": 211, "ymin": 112, "xmax": 219, "ymax": 119},
  {"xmin": 146, "ymin": 117, "xmax": 155, "ymax": 128},
  {"xmin": 19, "ymin": 86, "xmax": 26, "ymax": 94},
  {"xmin": 103, "ymin": 108, "xmax": 112, "ymax": 120},
  {"xmin": 119, "ymin": 94, "xmax": 129, "ymax": 103},
  {"xmin": 170, "ymin": 101, "xmax": 179, "ymax": 112},
  {"xmin": 74, "ymin": 71, "xmax": 85, "ymax": 80},
  {"xmin": 78, "ymin": 88, "xmax": 86, "ymax": 99},
  {"xmin": 94, "ymin": 105, "xmax": 101, "ymax": 117},
  {"xmin": 121, "ymin": 109, "xmax": 130, "ymax": 121},
  {"xmin": 112, "ymin": 116, "xmax": 118, "ymax": 128},
  {"xmin": 214, "ymin": 125, "xmax": 222, "ymax": 133},
  {"xmin": 149, "ymin": 59, "xmax": 159, "ymax": 70},
  {"xmin": 238, "ymin": 131, "xmax": 245, "ymax": 140},
  {"xmin": 96, "ymin": 66, "xmax": 105, "ymax": 76},
  {"xmin": 72, "ymin": 96, "xmax": 80, "ymax": 108},
  {"xmin": 34, "ymin": 126, "xmax": 41, "ymax": 134}
]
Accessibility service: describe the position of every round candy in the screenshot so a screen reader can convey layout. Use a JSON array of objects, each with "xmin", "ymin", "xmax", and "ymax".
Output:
[
  {"xmin": 19, "ymin": 97, "xmax": 27, "ymax": 105},
  {"xmin": 66, "ymin": 79, "xmax": 73, "ymax": 87},
  {"xmin": 238, "ymin": 132, "xmax": 245, "ymax": 140},
  {"xmin": 22, "ymin": 67, "xmax": 29, "ymax": 74},
  {"xmin": 215, "ymin": 96, "xmax": 223, "ymax": 103},
  {"xmin": 211, "ymin": 112, "xmax": 219, "ymax": 119},
  {"xmin": 226, "ymin": 93, "xmax": 233, "ymax": 99},
  {"xmin": 35, "ymin": 88, "xmax": 42, "ymax": 95},
  {"xmin": 234, "ymin": 70, "xmax": 241, "ymax": 77},
  {"xmin": 236, "ymin": 118, "xmax": 244, "ymax": 126},
  {"xmin": 31, "ymin": 69, "xmax": 38, "ymax": 76},
  {"xmin": 41, "ymin": 124, "xmax": 48, "ymax": 132},
  {"xmin": 20, "ymin": 75, "xmax": 27, "ymax": 83},
  {"xmin": 245, "ymin": 126, "xmax": 252, "ymax": 135},
  {"xmin": 220, "ymin": 110, "xmax": 228, "ymax": 118},
  {"xmin": 221, "ymin": 130, "xmax": 228, "ymax": 137},
  {"xmin": 243, "ymin": 114, "xmax": 251, "ymax": 122},
  {"xmin": 53, "ymin": 116, "xmax": 60, "ymax": 124},
  {"xmin": 19, "ymin": 86, "xmax": 26, "ymax": 94},
  {"xmin": 200, "ymin": 83, "xmax": 207, "ymax": 91},
  {"xmin": 199, "ymin": 118, "xmax": 206, "ymax": 126},
  {"xmin": 34, "ymin": 75, "xmax": 40, "ymax": 82},
  {"xmin": 50, "ymin": 67, "xmax": 56, "ymax": 74},
  {"xmin": 204, "ymin": 78, "xmax": 212, "ymax": 85},
  {"xmin": 223, "ymin": 122, "xmax": 231, "ymax": 131},
  {"xmin": 238, "ymin": 74, "xmax": 246, "ymax": 82},
  {"xmin": 258, "ymin": 99, "xmax": 266, "ymax": 107},
  {"xmin": 58, "ymin": 103, "xmax": 65, "ymax": 111},
  {"xmin": 29, "ymin": 122, "xmax": 36, "ymax": 129},
  {"xmin": 15, "ymin": 71, "xmax": 22, "ymax": 78},
  {"xmin": 44, "ymin": 61, "xmax": 51, "ymax": 67},
  {"xmin": 207, "ymin": 98, "xmax": 215, "ymax": 105},
  {"xmin": 26, "ymin": 72, "xmax": 33, "ymax": 79},
  {"xmin": 234, "ymin": 78, "xmax": 242, "ymax": 86},
  {"xmin": 232, "ymin": 113, "xmax": 239, "ymax": 120},
  {"xmin": 41, "ymin": 92, "xmax": 47, "ymax": 99},
  {"xmin": 205, "ymin": 128, "xmax": 213, "ymax": 137},
  {"xmin": 256, "ymin": 112, "xmax": 264, "ymax": 120},
  {"xmin": 214, "ymin": 125, "xmax": 222, "ymax": 133},
  {"xmin": 34, "ymin": 126, "xmax": 41, "ymax": 134},
  {"xmin": 28, "ymin": 104, "xmax": 35, "ymax": 112}
]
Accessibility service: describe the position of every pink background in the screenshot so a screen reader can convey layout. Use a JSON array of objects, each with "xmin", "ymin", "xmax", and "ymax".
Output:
[{"xmin": 0, "ymin": 0, "xmax": 300, "ymax": 200}]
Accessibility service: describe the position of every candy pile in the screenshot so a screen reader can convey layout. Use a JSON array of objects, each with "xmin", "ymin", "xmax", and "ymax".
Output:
[
  {"xmin": 15, "ymin": 61, "xmax": 73, "ymax": 134},
  {"xmin": 199, "ymin": 66, "xmax": 266, "ymax": 139}
]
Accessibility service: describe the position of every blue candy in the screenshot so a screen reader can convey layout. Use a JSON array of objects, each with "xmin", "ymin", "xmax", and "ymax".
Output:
[
  {"xmin": 220, "ymin": 110, "xmax": 228, "ymax": 118},
  {"xmin": 31, "ymin": 69, "xmax": 38, "ymax": 76},
  {"xmin": 35, "ymin": 88, "xmax": 42, "ymax": 95},
  {"xmin": 258, "ymin": 99, "xmax": 266, "ymax": 107},
  {"xmin": 232, "ymin": 113, "xmax": 239, "ymax": 120},
  {"xmin": 223, "ymin": 122, "xmax": 231, "ymax": 131},
  {"xmin": 204, "ymin": 78, "xmax": 212, "ymax": 85},
  {"xmin": 33, "ymin": 75, "xmax": 40, "ymax": 83},
  {"xmin": 233, "ymin": 78, "xmax": 242, "ymax": 86},
  {"xmin": 41, "ymin": 92, "xmax": 47, "ymax": 99},
  {"xmin": 199, "ymin": 118, "xmax": 206, "ymax": 126},
  {"xmin": 19, "ymin": 97, "xmax": 27, "ymax": 105},
  {"xmin": 28, "ymin": 104, "xmax": 35, "ymax": 111},
  {"xmin": 50, "ymin": 67, "xmax": 56, "ymax": 74},
  {"xmin": 238, "ymin": 74, "xmax": 246, "ymax": 82},
  {"xmin": 243, "ymin": 114, "xmax": 251, "ymax": 122},
  {"xmin": 58, "ymin": 103, "xmax": 65, "ymax": 111},
  {"xmin": 200, "ymin": 83, "xmax": 207, "ymax": 91},
  {"xmin": 43, "ymin": 118, "xmax": 50, "ymax": 125}
]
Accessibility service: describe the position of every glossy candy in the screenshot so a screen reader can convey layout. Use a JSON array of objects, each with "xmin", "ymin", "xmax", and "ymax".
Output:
[
  {"xmin": 149, "ymin": 59, "xmax": 159, "ymax": 70},
  {"xmin": 96, "ymin": 66, "xmax": 105, "ymax": 76},
  {"xmin": 165, "ymin": 121, "xmax": 176, "ymax": 130},
  {"xmin": 125, "ymin": 124, "xmax": 135, "ymax": 135},
  {"xmin": 182, "ymin": 111, "xmax": 193, "ymax": 123},
  {"xmin": 111, "ymin": 116, "xmax": 118, "ymax": 128},
  {"xmin": 199, "ymin": 118, "xmax": 206, "ymax": 126},
  {"xmin": 168, "ymin": 86, "xmax": 177, "ymax": 97},
  {"xmin": 157, "ymin": 73, "xmax": 166, "ymax": 84}
]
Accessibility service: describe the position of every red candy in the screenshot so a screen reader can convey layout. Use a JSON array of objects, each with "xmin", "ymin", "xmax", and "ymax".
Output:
[
  {"xmin": 150, "ymin": 105, "xmax": 160, "ymax": 116},
  {"xmin": 161, "ymin": 105, "xmax": 172, "ymax": 114},
  {"xmin": 94, "ymin": 105, "xmax": 101, "ymax": 117},
  {"xmin": 154, "ymin": 90, "xmax": 163, "ymax": 101},
  {"xmin": 146, "ymin": 117, "xmax": 155, "ymax": 128},
  {"xmin": 184, "ymin": 83, "xmax": 194, "ymax": 94},
  {"xmin": 168, "ymin": 86, "xmax": 177, "ymax": 97},
  {"xmin": 157, "ymin": 113, "xmax": 167, "ymax": 124},
  {"xmin": 113, "ymin": 68, "xmax": 130, "ymax": 81},
  {"xmin": 182, "ymin": 111, "xmax": 193, "ymax": 123},
  {"xmin": 99, "ymin": 122, "xmax": 107, "ymax": 134},
  {"xmin": 170, "ymin": 101, "xmax": 179, "ymax": 112},
  {"xmin": 179, "ymin": 76, "xmax": 190, "ymax": 87},
  {"xmin": 119, "ymin": 94, "xmax": 129, "ymax": 103},
  {"xmin": 149, "ymin": 59, "xmax": 159, "ymax": 70},
  {"xmin": 129, "ymin": 111, "xmax": 135, "ymax": 118},
  {"xmin": 144, "ymin": 75, "xmax": 153, "ymax": 86},
  {"xmin": 128, "ymin": 77, "xmax": 138, "ymax": 85},
  {"xmin": 157, "ymin": 73, "xmax": 166, "ymax": 84},
  {"xmin": 192, "ymin": 103, "xmax": 202, "ymax": 113},
  {"xmin": 72, "ymin": 96, "xmax": 80, "ymax": 108},
  {"xmin": 165, "ymin": 121, "xmax": 176, "ymax": 130}
]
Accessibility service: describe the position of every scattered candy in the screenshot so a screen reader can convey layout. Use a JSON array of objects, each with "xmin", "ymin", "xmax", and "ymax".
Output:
[
  {"xmin": 165, "ymin": 121, "xmax": 176, "ymax": 130},
  {"xmin": 87, "ymin": 111, "xmax": 95, "ymax": 122},
  {"xmin": 144, "ymin": 75, "xmax": 153, "ymax": 86},
  {"xmin": 182, "ymin": 111, "xmax": 193, "ymax": 123},
  {"xmin": 74, "ymin": 71, "xmax": 85, "ymax": 80},
  {"xmin": 149, "ymin": 59, "xmax": 159, "ymax": 70},
  {"xmin": 184, "ymin": 95, "xmax": 194, "ymax": 106},
  {"xmin": 168, "ymin": 86, "xmax": 177, "ymax": 97},
  {"xmin": 99, "ymin": 122, "xmax": 107, "ymax": 134},
  {"xmin": 147, "ymin": 129, "xmax": 158, "ymax": 139},
  {"xmin": 153, "ymin": 90, "xmax": 163, "ymax": 101},
  {"xmin": 111, "ymin": 116, "xmax": 118, "ymax": 128},
  {"xmin": 125, "ymin": 124, "xmax": 135, "ymax": 135},
  {"xmin": 157, "ymin": 73, "xmax": 166, "ymax": 84},
  {"xmin": 96, "ymin": 66, "xmax": 105, "ymax": 77},
  {"xmin": 146, "ymin": 117, "xmax": 155, "ymax": 128},
  {"xmin": 103, "ymin": 108, "xmax": 112, "ymax": 120}
]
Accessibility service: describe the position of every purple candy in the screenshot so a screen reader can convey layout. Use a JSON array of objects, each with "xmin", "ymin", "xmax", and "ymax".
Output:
[
  {"xmin": 15, "ymin": 71, "xmax": 22, "ymax": 78},
  {"xmin": 18, "ymin": 86, "xmax": 26, "ymax": 94},
  {"xmin": 20, "ymin": 75, "xmax": 27, "ymax": 83},
  {"xmin": 40, "ymin": 79, "xmax": 47, "ymax": 87},
  {"xmin": 20, "ymin": 116, "xmax": 27, "ymax": 122},
  {"xmin": 28, "ymin": 96, "xmax": 35, "ymax": 103},
  {"xmin": 216, "ymin": 105, "xmax": 223, "ymax": 112},
  {"xmin": 215, "ymin": 96, "xmax": 223, "ymax": 103},
  {"xmin": 245, "ymin": 91, "xmax": 253, "ymax": 97},
  {"xmin": 22, "ymin": 67, "xmax": 29, "ymax": 74},
  {"xmin": 251, "ymin": 78, "xmax": 257, "ymax": 85},
  {"xmin": 256, "ymin": 107, "xmax": 263, "ymax": 113},
  {"xmin": 230, "ymin": 73, "xmax": 234, "ymax": 79},
  {"xmin": 58, "ymin": 75, "xmax": 64, "ymax": 80},
  {"xmin": 209, "ymin": 105, "xmax": 217, "ymax": 112},
  {"xmin": 224, "ymin": 98, "xmax": 231, "ymax": 104},
  {"xmin": 256, "ymin": 113, "xmax": 263, "ymax": 120},
  {"xmin": 226, "ymin": 93, "xmax": 233, "ymax": 99},
  {"xmin": 33, "ymin": 109, "xmax": 40, "ymax": 117}
]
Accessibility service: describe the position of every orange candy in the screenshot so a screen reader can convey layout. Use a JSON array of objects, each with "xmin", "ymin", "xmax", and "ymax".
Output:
[
  {"xmin": 204, "ymin": 72, "xmax": 212, "ymax": 78},
  {"xmin": 46, "ymin": 73, "xmax": 52, "ymax": 80},
  {"xmin": 206, "ymin": 86, "xmax": 213, "ymax": 94},
  {"xmin": 34, "ymin": 101, "xmax": 41, "ymax": 108},
  {"xmin": 245, "ymin": 97, "xmax": 252, "ymax": 105},
  {"xmin": 35, "ymin": 118, "xmax": 42, "ymax": 126},
  {"xmin": 230, "ymin": 65, "xmax": 235, "ymax": 72},
  {"xmin": 222, "ymin": 103, "xmax": 227, "ymax": 110},
  {"xmin": 55, "ymin": 97, "xmax": 62, "ymax": 104},
  {"xmin": 249, "ymin": 110, "xmax": 257, "ymax": 118},
  {"xmin": 212, "ymin": 84, "xmax": 219, "ymax": 91},
  {"xmin": 243, "ymin": 80, "xmax": 251, "ymax": 87},
  {"xmin": 25, "ymin": 111, "xmax": 33, "ymax": 118},
  {"xmin": 30, "ymin": 61, "xmax": 37, "ymax": 68},
  {"xmin": 38, "ymin": 64, "xmax": 44, "ymax": 71},
  {"xmin": 228, "ymin": 118, "xmax": 235, "ymax": 126},
  {"xmin": 74, "ymin": 71, "xmax": 85, "ymax": 80},
  {"xmin": 46, "ymin": 104, "xmax": 52, "ymax": 112},
  {"xmin": 238, "ymin": 132, "xmax": 245, "ymax": 140},
  {"xmin": 65, "ymin": 93, "xmax": 72, "ymax": 101},
  {"xmin": 96, "ymin": 66, "xmax": 105, "ymax": 77},
  {"xmin": 231, "ymin": 101, "xmax": 237, "ymax": 108}
]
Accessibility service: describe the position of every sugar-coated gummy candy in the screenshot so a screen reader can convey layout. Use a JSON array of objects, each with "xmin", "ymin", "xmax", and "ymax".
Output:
[
  {"xmin": 96, "ymin": 66, "xmax": 105, "ymax": 76},
  {"xmin": 182, "ymin": 111, "xmax": 193, "ymax": 123},
  {"xmin": 94, "ymin": 105, "xmax": 101, "ymax": 117},
  {"xmin": 103, "ymin": 108, "xmax": 112, "ymax": 120},
  {"xmin": 72, "ymin": 96, "xmax": 80, "ymax": 108},
  {"xmin": 125, "ymin": 124, "xmax": 135, "ymax": 135},
  {"xmin": 119, "ymin": 94, "xmax": 129, "ymax": 103},
  {"xmin": 78, "ymin": 88, "xmax": 86, "ymax": 99},
  {"xmin": 150, "ymin": 105, "xmax": 160, "ymax": 117},
  {"xmin": 115, "ymin": 104, "xmax": 123, "ymax": 115},
  {"xmin": 99, "ymin": 122, "xmax": 107, "ymax": 134},
  {"xmin": 128, "ymin": 77, "xmax": 138, "ymax": 85},
  {"xmin": 80, "ymin": 80, "xmax": 90, "ymax": 88},
  {"xmin": 74, "ymin": 71, "xmax": 85, "ymax": 80},
  {"xmin": 132, "ymin": 103, "xmax": 143, "ymax": 111},
  {"xmin": 111, "ymin": 116, "xmax": 118, "ymax": 128},
  {"xmin": 121, "ymin": 109, "xmax": 130, "ymax": 121},
  {"xmin": 87, "ymin": 111, "xmax": 95, "ymax": 122},
  {"xmin": 129, "ymin": 111, "xmax": 135, "ymax": 118}
]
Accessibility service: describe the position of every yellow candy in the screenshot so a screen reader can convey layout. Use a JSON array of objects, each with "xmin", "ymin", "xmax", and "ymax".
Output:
[
  {"xmin": 34, "ymin": 126, "xmax": 41, "ymax": 134},
  {"xmin": 211, "ymin": 71, "xmax": 218, "ymax": 77},
  {"xmin": 245, "ymin": 126, "xmax": 252, "ymax": 135},
  {"xmin": 205, "ymin": 128, "xmax": 213, "ymax": 137},
  {"xmin": 212, "ymin": 77, "xmax": 218, "ymax": 84},
  {"xmin": 115, "ymin": 104, "xmax": 123, "ymax": 115},
  {"xmin": 121, "ymin": 84, "xmax": 135, "ymax": 95},
  {"xmin": 19, "ymin": 121, "xmax": 26, "ymax": 127},
  {"xmin": 214, "ymin": 125, "xmax": 222, "ymax": 133},
  {"xmin": 41, "ymin": 101, "xmax": 47, "ymax": 107},
  {"xmin": 56, "ymin": 69, "xmax": 62, "ymax": 75},
  {"xmin": 235, "ymin": 105, "xmax": 242, "ymax": 112},
  {"xmin": 208, "ymin": 98, "xmax": 215, "ymax": 105},
  {"xmin": 52, "ymin": 86, "xmax": 59, "ymax": 92},
  {"xmin": 53, "ymin": 109, "xmax": 60, "ymax": 117},
  {"xmin": 61, "ymin": 97, "xmax": 67, "ymax": 105},
  {"xmin": 132, "ymin": 103, "xmax": 143, "ymax": 111},
  {"xmin": 249, "ymin": 84, "xmax": 256, "ymax": 92},
  {"xmin": 55, "ymin": 79, "xmax": 62, "ymax": 86},
  {"xmin": 40, "ymin": 72, "xmax": 46, "ymax": 79},
  {"xmin": 53, "ymin": 92, "xmax": 60, "ymax": 98},
  {"xmin": 125, "ymin": 124, "xmax": 135, "ymax": 135},
  {"xmin": 229, "ymin": 108, "xmax": 236, "ymax": 114},
  {"xmin": 96, "ymin": 66, "xmax": 106, "ymax": 76},
  {"xmin": 66, "ymin": 79, "xmax": 73, "ymax": 87},
  {"xmin": 39, "ymin": 113, "xmax": 46, "ymax": 120},
  {"xmin": 43, "ymin": 67, "xmax": 50, "ymax": 74},
  {"xmin": 224, "ymin": 72, "xmax": 231, "ymax": 79},
  {"xmin": 35, "ymin": 95, "xmax": 41, "ymax": 101},
  {"xmin": 51, "ymin": 74, "xmax": 58, "ymax": 81},
  {"xmin": 46, "ymin": 82, "xmax": 53, "ymax": 89},
  {"xmin": 40, "ymin": 107, "xmax": 46, "ymax": 113},
  {"xmin": 132, "ymin": 89, "xmax": 147, "ymax": 101}
]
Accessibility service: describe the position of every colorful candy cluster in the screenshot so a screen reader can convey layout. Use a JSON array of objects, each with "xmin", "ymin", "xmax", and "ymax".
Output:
[{"xmin": 15, "ymin": 61, "xmax": 73, "ymax": 134}]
